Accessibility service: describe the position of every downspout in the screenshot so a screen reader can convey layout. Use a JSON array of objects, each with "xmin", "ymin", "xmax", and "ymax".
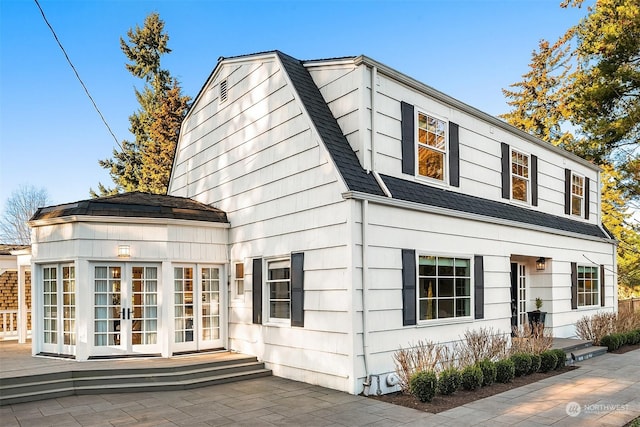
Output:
[{"xmin": 361, "ymin": 199, "xmax": 371, "ymax": 395}]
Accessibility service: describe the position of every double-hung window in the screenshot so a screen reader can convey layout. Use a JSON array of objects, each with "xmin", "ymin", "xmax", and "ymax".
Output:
[
  {"xmin": 417, "ymin": 112, "xmax": 447, "ymax": 181},
  {"xmin": 267, "ymin": 259, "xmax": 291, "ymax": 322},
  {"xmin": 234, "ymin": 262, "xmax": 244, "ymax": 298},
  {"xmin": 418, "ymin": 255, "xmax": 471, "ymax": 320},
  {"xmin": 577, "ymin": 265, "xmax": 599, "ymax": 307},
  {"xmin": 511, "ymin": 149, "xmax": 530, "ymax": 202},
  {"xmin": 571, "ymin": 173, "xmax": 584, "ymax": 217}
]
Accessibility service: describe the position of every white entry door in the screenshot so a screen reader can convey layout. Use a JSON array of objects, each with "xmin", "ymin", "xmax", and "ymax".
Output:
[
  {"xmin": 173, "ymin": 265, "xmax": 223, "ymax": 353},
  {"xmin": 517, "ymin": 264, "xmax": 527, "ymax": 326},
  {"xmin": 92, "ymin": 264, "xmax": 160, "ymax": 356}
]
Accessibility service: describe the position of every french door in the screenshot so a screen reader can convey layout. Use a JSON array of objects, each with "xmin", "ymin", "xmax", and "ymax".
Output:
[
  {"xmin": 41, "ymin": 264, "xmax": 76, "ymax": 356},
  {"xmin": 173, "ymin": 265, "xmax": 223, "ymax": 353},
  {"xmin": 510, "ymin": 262, "xmax": 528, "ymax": 331},
  {"xmin": 93, "ymin": 264, "xmax": 160, "ymax": 356}
]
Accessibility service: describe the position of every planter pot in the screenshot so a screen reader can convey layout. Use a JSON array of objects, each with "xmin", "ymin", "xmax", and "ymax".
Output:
[{"xmin": 527, "ymin": 311, "xmax": 547, "ymax": 326}]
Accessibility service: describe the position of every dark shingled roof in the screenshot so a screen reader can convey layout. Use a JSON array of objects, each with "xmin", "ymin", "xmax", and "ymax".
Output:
[
  {"xmin": 276, "ymin": 52, "xmax": 385, "ymax": 196},
  {"xmin": 30, "ymin": 192, "xmax": 228, "ymax": 224},
  {"xmin": 0, "ymin": 244, "xmax": 30, "ymax": 255},
  {"xmin": 381, "ymin": 174, "xmax": 609, "ymax": 239}
]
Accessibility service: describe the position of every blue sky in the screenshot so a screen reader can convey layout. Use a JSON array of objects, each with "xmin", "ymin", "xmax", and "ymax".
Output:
[{"xmin": 0, "ymin": 0, "xmax": 590, "ymax": 211}]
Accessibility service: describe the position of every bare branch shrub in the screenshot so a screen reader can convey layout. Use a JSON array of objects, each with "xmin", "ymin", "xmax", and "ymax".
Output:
[
  {"xmin": 458, "ymin": 327, "xmax": 509, "ymax": 365},
  {"xmin": 510, "ymin": 323, "xmax": 553, "ymax": 354},
  {"xmin": 575, "ymin": 312, "xmax": 616, "ymax": 345},
  {"xmin": 614, "ymin": 310, "xmax": 640, "ymax": 334},
  {"xmin": 393, "ymin": 340, "xmax": 444, "ymax": 392}
]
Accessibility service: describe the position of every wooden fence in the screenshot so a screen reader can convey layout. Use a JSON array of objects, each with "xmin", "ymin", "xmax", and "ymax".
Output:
[{"xmin": 619, "ymin": 298, "xmax": 640, "ymax": 313}]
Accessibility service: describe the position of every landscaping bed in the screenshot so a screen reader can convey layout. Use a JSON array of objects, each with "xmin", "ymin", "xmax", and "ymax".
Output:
[{"xmin": 370, "ymin": 365, "xmax": 578, "ymax": 413}]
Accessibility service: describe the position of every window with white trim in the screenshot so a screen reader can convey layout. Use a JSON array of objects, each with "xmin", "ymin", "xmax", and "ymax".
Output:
[
  {"xmin": 511, "ymin": 149, "xmax": 530, "ymax": 202},
  {"xmin": 418, "ymin": 255, "xmax": 471, "ymax": 320},
  {"xmin": 578, "ymin": 265, "xmax": 599, "ymax": 307},
  {"xmin": 267, "ymin": 259, "xmax": 291, "ymax": 322},
  {"xmin": 571, "ymin": 173, "xmax": 584, "ymax": 216},
  {"xmin": 234, "ymin": 262, "xmax": 244, "ymax": 297},
  {"xmin": 417, "ymin": 112, "xmax": 447, "ymax": 181}
]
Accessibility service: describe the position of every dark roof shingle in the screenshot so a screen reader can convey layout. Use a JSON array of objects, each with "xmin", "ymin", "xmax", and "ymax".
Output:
[
  {"xmin": 381, "ymin": 174, "xmax": 609, "ymax": 239},
  {"xmin": 30, "ymin": 192, "xmax": 228, "ymax": 224}
]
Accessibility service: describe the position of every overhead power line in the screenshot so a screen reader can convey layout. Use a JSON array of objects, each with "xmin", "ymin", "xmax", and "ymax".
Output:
[{"xmin": 34, "ymin": 0, "xmax": 122, "ymax": 151}]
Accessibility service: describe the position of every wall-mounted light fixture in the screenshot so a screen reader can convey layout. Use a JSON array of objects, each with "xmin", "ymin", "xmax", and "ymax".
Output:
[
  {"xmin": 536, "ymin": 257, "xmax": 546, "ymax": 271},
  {"xmin": 118, "ymin": 245, "xmax": 130, "ymax": 258}
]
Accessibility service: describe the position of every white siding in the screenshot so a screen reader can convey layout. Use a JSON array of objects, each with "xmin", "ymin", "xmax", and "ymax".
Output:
[{"xmin": 170, "ymin": 55, "xmax": 355, "ymax": 393}]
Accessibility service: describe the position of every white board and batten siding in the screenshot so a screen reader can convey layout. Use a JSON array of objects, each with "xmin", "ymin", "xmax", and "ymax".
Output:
[{"xmin": 169, "ymin": 54, "xmax": 357, "ymax": 392}]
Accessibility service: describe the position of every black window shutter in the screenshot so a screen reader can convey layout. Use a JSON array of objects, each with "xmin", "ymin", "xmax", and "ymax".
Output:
[
  {"xmin": 565, "ymin": 169, "xmax": 572, "ymax": 215},
  {"xmin": 474, "ymin": 255, "xmax": 484, "ymax": 320},
  {"xmin": 501, "ymin": 143, "xmax": 510, "ymax": 199},
  {"xmin": 600, "ymin": 264, "xmax": 605, "ymax": 307},
  {"xmin": 252, "ymin": 258, "xmax": 263, "ymax": 324},
  {"xmin": 531, "ymin": 155, "xmax": 538, "ymax": 206},
  {"xmin": 571, "ymin": 262, "xmax": 578, "ymax": 309},
  {"xmin": 401, "ymin": 102, "xmax": 415, "ymax": 175},
  {"xmin": 401, "ymin": 249, "xmax": 416, "ymax": 326},
  {"xmin": 584, "ymin": 177, "xmax": 590, "ymax": 219},
  {"xmin": 449, "ymin": 122, "xmax": 460, "ymax": 187},
  {"xmin": 291, "ymin": 252, "xmax": 305, "ymax": 327}
]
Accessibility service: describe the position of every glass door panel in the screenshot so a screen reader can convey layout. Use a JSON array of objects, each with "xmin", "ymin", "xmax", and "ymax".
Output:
[
  {"xmin": 94, "ymin": 266, "xmax": 122, "ymax": 349},
  {"xmin": 518, "ymin": 264, "xmax": 527, "ymax": 326},
  {"xmin": 131, "ymin": 266, "xmax": 158, "ymax": 351},
  {"xmin": 174, "ymin": 267, "xmax": 195, "ymax": 348},
  {"xmin": 201, "ymin": 267, "xmax": 221, "ymax": 345},
  {"xmin": 40, "ymin": 265, "xmax": 76, "ymax": 355}
]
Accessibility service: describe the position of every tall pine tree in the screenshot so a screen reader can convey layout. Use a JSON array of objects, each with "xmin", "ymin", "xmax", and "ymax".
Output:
[{"xmin": 94, "ymin": 12, "xmax": 190, "ymax": 196}]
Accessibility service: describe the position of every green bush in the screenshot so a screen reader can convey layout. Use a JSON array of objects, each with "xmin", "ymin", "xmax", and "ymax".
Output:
[
  {"xmin": 437, "ymin": 368, "xmax": 461, "ymax": 395},
  {"xmin": 510, "ymin": 353, "xmax": 532, "ymax": 377},
  {"xmin": 539, "ymin": 350, "xmax": 558, "ymax": 372},
  {"xmin": 495, "ymin": 359, "xmax": 515, "ymax": 383},
  {"xmin": 460, "ymin": 365, "xmax": 483, "ymax": 391},
  {"xmin": 601, "ymin": 333, "xmax": 625, "ymax": 352},
  {"xmin": 410, "ymin": 370, "xmax": 437, "ymax": 402},
  {"xmin": 552, "ymin": 349, "xmax": 566, "ymax": 369},
  {"xmin": 477, "ymin": 359, "xmax": 497, "ymax": 386},
  {"xmin": 615, "ymin": 333, "xmax": 627, "ymax": 347},
  {"xmin": 631, "ymin": 330, "xmax": 640, "ymax": 345},
  {"xmin": 529, "ymin": 353, "xmax": 541, "ymax": 374}
]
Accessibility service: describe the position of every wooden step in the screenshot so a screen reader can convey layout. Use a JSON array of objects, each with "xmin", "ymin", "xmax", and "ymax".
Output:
[{"xmin": 0, "ymin": 357, "xmax": 271, "ymax": 406}]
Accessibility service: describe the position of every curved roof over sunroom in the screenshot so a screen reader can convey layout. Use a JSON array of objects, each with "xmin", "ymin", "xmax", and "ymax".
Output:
[{"xmin": 30, "ymin": 192, "xmax": 228, "ymax": 224}]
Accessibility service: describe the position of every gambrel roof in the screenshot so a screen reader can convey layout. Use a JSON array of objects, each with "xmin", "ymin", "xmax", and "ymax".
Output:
[
  {"xmin": 180, "ymin": 51, "xmax": 613, "ymax": 241},
  {"xmin": 30, "ymin": 192, "xmax": 228, "ymax": 224}
]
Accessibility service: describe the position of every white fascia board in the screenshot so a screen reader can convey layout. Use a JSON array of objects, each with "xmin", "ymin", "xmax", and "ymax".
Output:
[
  {"xmin": 28, "ymin": 215, "xmax": 230, "ymax": 229},
  {"xmin": 342, "ymin": 191, "xmax": 616, "ymax": 245},
  {"xmin": 352, "ymin": 55, "xmax": 600, "ymax": 173}
]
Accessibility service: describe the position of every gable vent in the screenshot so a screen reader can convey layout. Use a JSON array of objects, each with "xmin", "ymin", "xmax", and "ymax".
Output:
[{"xmin": 219, "ymin": 79, "xmax": 228, "ymax": 103}]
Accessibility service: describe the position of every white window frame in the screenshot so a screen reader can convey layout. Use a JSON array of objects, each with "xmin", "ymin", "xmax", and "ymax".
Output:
[
  {"xmin": 577, "ymin": 264, "xmax": 599, "ymax": 308},
  {"xmin": 265, "ymin": 257, "xmax": 291, "ymax": 325},
  {"xmin": 232, "ymin": 261, "xmax": 245, "ymax": 300},
  {"xmin": 416, "ymin": 253, "xmax": 473, "ymax": 323},
  {"xmin": 571, "ymin": 172, "xmax": 585, "ymax": 217},
  {"xmin": 511, "ymin": 148, "xmax": 530, "ymax": 203},
  {"xmin": 415, "ymin": 110, "xmax": 448, "ymax": 183}
]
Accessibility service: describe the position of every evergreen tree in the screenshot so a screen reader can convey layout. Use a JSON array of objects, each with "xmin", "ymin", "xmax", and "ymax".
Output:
[{"xmin": 93, "ymin": 12, "xmax": 190, "ymax": 196}]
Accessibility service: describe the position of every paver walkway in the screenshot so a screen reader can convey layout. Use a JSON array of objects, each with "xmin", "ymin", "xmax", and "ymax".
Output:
[{"xmin": 1, "ymin": 347, "xmax": 639, "ymax": 426}]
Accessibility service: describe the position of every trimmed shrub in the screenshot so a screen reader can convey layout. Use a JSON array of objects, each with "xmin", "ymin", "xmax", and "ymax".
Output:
[
  {"xmin": 460, "ymin": 365, "xmax": 483, "ymax": 391},
  {"xmin": 630, "ymin": 330, "xmax": 640, "ymax": 345},
  {"xmin": 616, "ymin": 333, "xmax": 627, "ymax": 347},
  {"xmin": 529, "ymin": 353, "xmax": 542, "ymax": 374},
  {"xmin": 552, "ymin": 349, "xmax": 566, "ymax": 369},
  {"xmin": 477, "ymin": 359, "xmax": 497, "ymax": 387},
  {"xmin": 624, "ymin": 331, "xmax": 637, "ymax": 346},
  {"xmin": 495, "ymin": 359, "xmax": 515, "ymax": 383},
  {"xmin": 437, "ymin": 368, "xmax": 461, "ymax": 395},
  {"xmin": 539, "ymin": 350, "xmax": 558, "ymax": 372},
  {"xmin": 601, "ymin": 333, "xmax": 625, "ymax": 352},
  {"xmin": 410, "ymin": 371, "xmax": 437, "ymax": 402},
  {"xmin": 510, "ymin": 353, "xmax": 532, "ymax": 377}
]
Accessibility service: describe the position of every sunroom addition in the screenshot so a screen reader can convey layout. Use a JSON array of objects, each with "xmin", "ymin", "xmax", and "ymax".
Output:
[{"xmin": 28, "ymin": 193, "xmax": 229, "ymax": 360}]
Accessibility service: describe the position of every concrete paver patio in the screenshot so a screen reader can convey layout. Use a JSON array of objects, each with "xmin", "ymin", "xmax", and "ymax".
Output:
[{"xmin": 1, "ymin": 346, "xmax": 638, "ymax": 426}]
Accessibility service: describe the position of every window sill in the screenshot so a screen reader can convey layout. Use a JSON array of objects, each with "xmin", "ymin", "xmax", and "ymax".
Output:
[
  {"xmin": 415, "ymin": 175, "xmax": 448, "ymax": 188},
  {"xmin": 415, "ymin": 317, "xmax": 474, "ymax": 328},
  {"xmin": 263, "ymin": 320, "xmax": 292, "ymax": 328}
]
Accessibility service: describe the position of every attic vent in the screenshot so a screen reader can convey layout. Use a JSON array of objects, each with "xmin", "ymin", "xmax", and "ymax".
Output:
[{"xmin": 219, "ymin": 79, "xmax": 228, "ymax": 103}]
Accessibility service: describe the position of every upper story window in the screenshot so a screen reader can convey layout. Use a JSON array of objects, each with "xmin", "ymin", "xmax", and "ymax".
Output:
[
  {"xmin": 267, "ymin": 259, "xmax": 291, "ymax": 322},
  {"xmin": 418, "ymin": 255, "xmax": 471, "ymax": 321},
  {"xmin": 417, "ymin": 112, "xmax": 447, "ymax": 181},
  {"xmin": 511, "ymin": 149, "xmax": 530, "ymax": 203},
  {"xmin": 578, "ymin": 265, "xmax": 599, "ymax": 307},
  {"xmin": 234, "ymin": 262, "xmax": 244, "ymax": 297},
  {"xmin": 571, "ymin": 173, "xmax": 584, "ymax": 217}
]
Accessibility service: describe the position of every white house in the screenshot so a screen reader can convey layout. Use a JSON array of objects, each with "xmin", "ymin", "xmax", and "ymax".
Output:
[{"xmin": 28, "ymin": 51, "xmax": 616, "ymax": 395}]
